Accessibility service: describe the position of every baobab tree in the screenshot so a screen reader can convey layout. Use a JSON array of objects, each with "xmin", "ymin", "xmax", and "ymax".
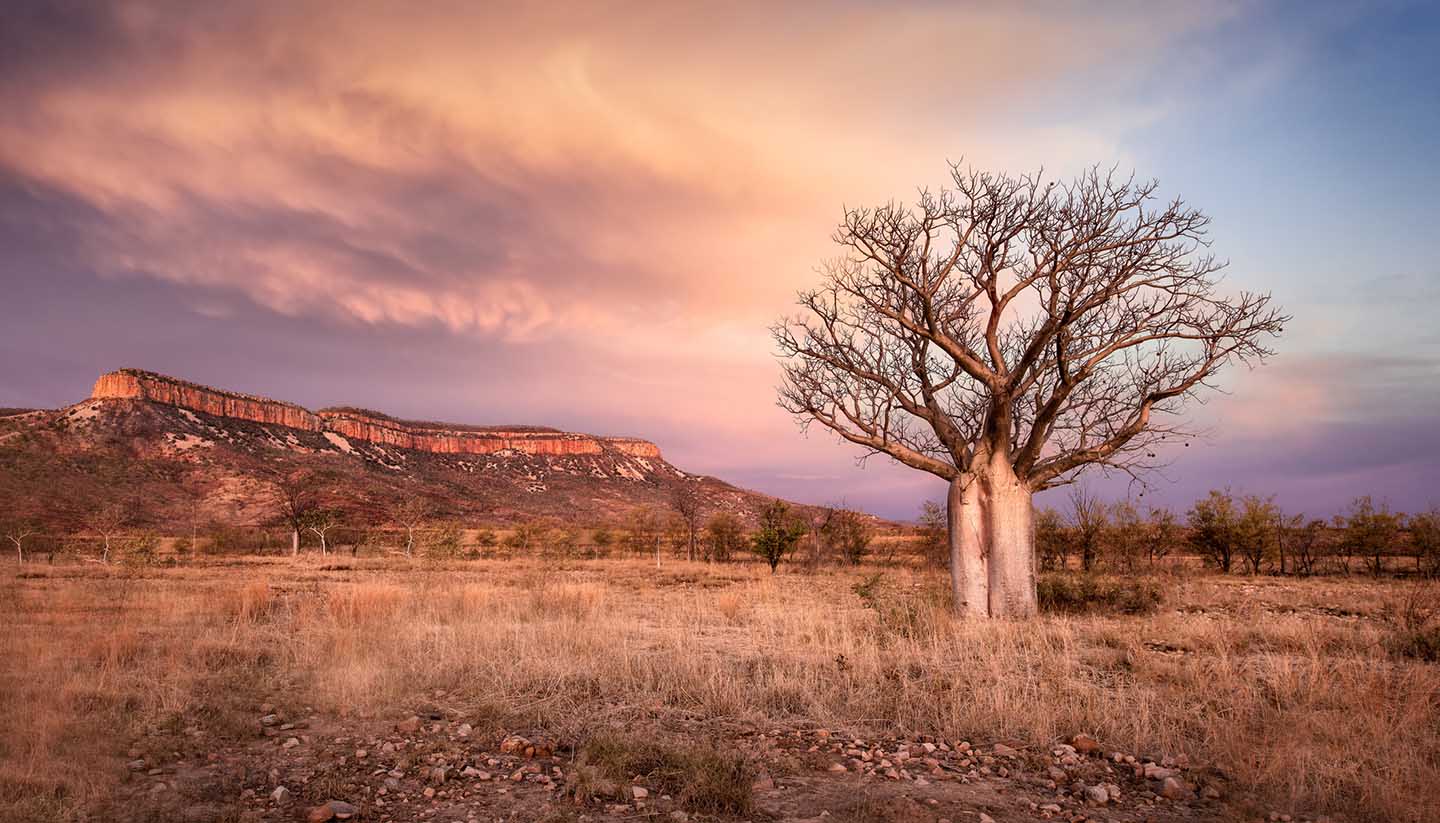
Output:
[{"xmin": 775, "ymin": 165, "xmax": 1285, "ymax": 617}]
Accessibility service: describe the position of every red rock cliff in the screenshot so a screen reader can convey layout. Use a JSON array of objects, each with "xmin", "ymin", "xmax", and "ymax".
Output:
[
  {"xmin": 91, "ymin": 369, "xmax": 324, "ymax": 431},
  {"xmin": 88, "ymin": 369, "xmax": 663, "ymax": 459},
  {"xmin": 317, "ymin": 410, "xmax": 661, "ymax": 458}
]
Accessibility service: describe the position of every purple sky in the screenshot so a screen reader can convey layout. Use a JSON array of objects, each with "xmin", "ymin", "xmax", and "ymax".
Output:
[{"xmin": 2, "ymin": 1, "xmax": 1438, "ymax": 520}]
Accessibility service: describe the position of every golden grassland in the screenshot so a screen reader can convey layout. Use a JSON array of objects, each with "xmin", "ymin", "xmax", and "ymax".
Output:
[{"xmin": 1, "ymin": 557, "xmax": 1437, "ymax": 822}]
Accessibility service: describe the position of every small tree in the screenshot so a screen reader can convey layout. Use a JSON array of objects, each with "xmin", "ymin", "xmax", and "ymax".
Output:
[
  {"xmin": 552, "ymin": 526, "xmax": 582, "ymax": 559},
  {"xmin": 1142, "ymin": 507, "xmax": 1180, "ymax": 567},
  {"xmin": 1411, "ymin": 506, "xmax": 1440, "ymax": 578},
  {"xmin": 703, "ymin": 512, "xmax": 745, "ymax": 562},
  {"xmin": 1034, "ymin": 507, "xmax": 1068, "ymax": 571},
  {"xmin": 1344, "ymin": 496, "xmax": 1401, "ymax": 577},
  {"xmin": 751, "ymin": 500, "xmax": 806, "ymax": 573},
  {"xmin": 4, "ymin": 521, "xmax": 39, "ymax": 564},
  {"xmin": 503, "ymin": 520, "xmax": 547, "ymax": 556},
  {"xmin": 304, "ymin": 508, "xmax": 342, "ymax": 556},
  {"xmin": 1236, "ymin": 495, "xmax": 1278, "ymax": 574},
  {"xmin": 1107, "ymin": 501, "xmax": 1145, "ymax": 573},
  {"xmin": 271, "ymin": 471, "xmax": 322, "ymax": 555},
  {"xmin": 916, "ymin": 501, "xmax": 947, "ymax": 567},
  {"xmin": 590, "ymin": 526, "xmax": 614, "ymax": 558},
  {"xmin": 475, "ymin": 527, "xmax": 498, "ymax": 558},
  {"xmin": 624, "ymin": 508, "xmax": 663, "ymax": 566},
  {"xmin": 1069, "ymin": 487, "xmax": 1108, "ymax": 573},
  {"xmin": 1288, "ymin": 516, "xmax": 1326, "ymax": 576},
  {"xmin": 86, "ymin": 502, "xmax": 129, "ymax": 564},
  {"xmin": 1189, "ymin": 489, "xmax": 1239, "ymax": 573},
  {"xmin": 823, "ymin": 508, "xmax": 873, "ymax": 566},
  {"xmin": 392, "ymin": 495, "xmax": 431, "ymax": 557},
  {"xmin": 670, "ymin": 484, "xmax": 705, "ymax": 562},
  {"xmin": 423, "ymin": 523, "xmax": 464, "ymax": 560}
]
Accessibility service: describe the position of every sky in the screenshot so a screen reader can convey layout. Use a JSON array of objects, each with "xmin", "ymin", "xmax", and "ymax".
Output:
[{"xmin": 2, "ymin": 0, "xmax": 1438, "ymax": 521}]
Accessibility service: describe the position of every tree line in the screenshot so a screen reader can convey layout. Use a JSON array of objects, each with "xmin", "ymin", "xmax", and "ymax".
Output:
[
  {"xmin": 912, "ymin": 488, "xmax": 1440, "ymax": 578},
  {"xmin": 1, "ymin": 469, "xmax": 876, "ymax": 571}
]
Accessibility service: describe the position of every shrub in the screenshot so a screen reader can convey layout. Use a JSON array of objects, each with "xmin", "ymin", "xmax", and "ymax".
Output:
[
  {"xmin": 1188, "ymin": 489, "xmax": 1240, "ymax": 573},
  {"xmin": 916, "ymin": 500, "xmax": 946, "ymax": 567},
  {"xmin": 750, "ymin": 500, "xmax": 805, "ymax": 572},
  {"xmin": 823, "ymin": 508, "xmax": 872, "ymax": 565},
  {"xmin": 589, "ymin": 527, "xmax": 614, "ymax": 558},
  {"xmin": 206, "ymin": 524, "xmax": 283, "ymax": 555},
  {"xmin": 1037, "ymin": 573, "xmax": 1164, "ymax": 615},
  {"xmin": 475, "ymin": 528, "xmax": 498, "ymax": 552},
  {"xmin": 119, "ymin": 532, "xmax": 162, "ymax": 566},
  {"xmin": 422, "ymin": 524, "xmax": 463, "ymax": 560},
  {"xmin": 1035, "ymin": 507, "xmax": 1068, "ymax": 570},
  {"xmin": 703, "ymin": 512, "xmax": 745, "ymax": 562},
  {"xmin": 1384, "ymin": 584, "xmax": 1440, "ymax": 662}
]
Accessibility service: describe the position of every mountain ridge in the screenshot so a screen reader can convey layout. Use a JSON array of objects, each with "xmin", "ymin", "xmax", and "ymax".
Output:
[{"xmin": 0, "ymin": 369, "xmax": 784, "ymax": 532}]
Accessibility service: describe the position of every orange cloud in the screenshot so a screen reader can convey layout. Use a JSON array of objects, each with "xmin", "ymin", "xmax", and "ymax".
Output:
[{"xmin": 0, "ymin": 2, "xmax": 1238, "ymax": 345}]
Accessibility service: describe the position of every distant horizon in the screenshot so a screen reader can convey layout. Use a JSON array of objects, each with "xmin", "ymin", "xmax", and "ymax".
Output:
[{"xmin": 3, "ymin": 1, "xmax": 1438, "ymax": 521}]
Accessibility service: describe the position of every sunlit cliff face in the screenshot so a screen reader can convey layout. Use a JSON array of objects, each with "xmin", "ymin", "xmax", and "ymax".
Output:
[{"xmin": 3, "ymin": 1, "xmax": 1439, "ymax": 517}]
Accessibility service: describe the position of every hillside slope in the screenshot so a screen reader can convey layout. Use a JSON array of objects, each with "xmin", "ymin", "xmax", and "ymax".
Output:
[{"xmin": 0, "ymin": 369, "xmax": 781, "ymax": 530}]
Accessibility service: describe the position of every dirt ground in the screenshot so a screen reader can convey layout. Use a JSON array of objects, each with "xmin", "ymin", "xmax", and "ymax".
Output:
[{"xmin": 4, "ymin": 558, "xmax": 1434, "ymax": 823}]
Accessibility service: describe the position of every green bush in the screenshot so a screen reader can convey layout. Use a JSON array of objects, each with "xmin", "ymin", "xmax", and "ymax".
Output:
[{"xmin": 1037, "ymin": 573, "xmax": 1164, "ymax": 615}]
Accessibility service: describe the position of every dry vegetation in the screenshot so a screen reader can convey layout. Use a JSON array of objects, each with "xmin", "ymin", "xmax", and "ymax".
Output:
[{"xmin": 2, "ymin": 558, "xmax": 1438, "ymax": 823}]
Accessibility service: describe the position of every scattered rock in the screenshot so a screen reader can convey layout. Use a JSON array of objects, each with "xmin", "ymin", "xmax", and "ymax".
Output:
[
  {"xmin": 127, "ymin": 759, "xmax": 147, "ymax": 772},
  {"xmin": 979, "ymin": 814, "xmax": 995, "ymax": 823},
  {"xmin": 828, "ymin": 762, "xmax": 848, "ymax": 772},
  {"xmin": 631, "ymin": 786, "xmax": 649, "ymax": 800},
  {"xmin": 1144, "ymin": 763, "xmax": 1176, "ymax": 780},
  {"xmin": 328, "ymin": 800, "xmax": 358, "ymax": 819},
  {"xmin": 1161, "ymin": 776, "xmax": 1195, "ymax": 801},
  {"xmin": 1084, "ymin": 784, "xmax": 1109, "ymax": 805},
  {"xmin": 306, "ymin": 805, "xmax": 335, "ymax": 823},
  {"xmin": 270, "ymin": 786, "xmax": 290, "ymax": 804},
  {"xmin": 259, "ymin": 714, "xmax": 279, "ymax": 727},
  {"xmin": 396, "ymin": 716, "xmax": 421, "ymax": 733},
  {"xmin": 992, "ymin": 744, "xmax": 1020, "ymax": 758},
  {"xmin": 282, "ymin": 737, "xmax": 300, "ymax": 749}
]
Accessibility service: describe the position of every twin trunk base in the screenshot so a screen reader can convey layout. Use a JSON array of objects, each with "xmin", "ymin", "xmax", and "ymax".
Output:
[{"xmin": 946, "ymin": 466, "xmax": 1037, "ymax": 618}]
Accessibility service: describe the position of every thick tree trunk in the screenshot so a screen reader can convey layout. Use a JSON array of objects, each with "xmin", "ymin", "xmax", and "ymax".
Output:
[
  {"xmin": 291, "ymin": 529, "xmax": 300, "ymax": 555},
  {"xmin": 947, "ymin": 476, "xmax": 988, "ymax": 617},
  {"xmin": 946, "ymin": 454, "xmax": 1038, "ymax": 618}
]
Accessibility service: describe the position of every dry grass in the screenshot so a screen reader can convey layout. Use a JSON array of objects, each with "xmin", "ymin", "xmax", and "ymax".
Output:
[{"xmin": 1, "ymin": 559, "xmax": 1437, "ymax": 822}]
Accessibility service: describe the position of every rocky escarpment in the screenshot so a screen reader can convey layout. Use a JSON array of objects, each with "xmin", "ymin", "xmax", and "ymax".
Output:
[
  {"xmin": 92, "ymin": 369, "xmax": 323, "ymax": 432},
  {"xmin": 318, "ymin": 408, "xmax": 663, "ymax": 459},
  {"xmin": 88, "ymin": 369, "xmax": 663, "ymax": 459}
]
